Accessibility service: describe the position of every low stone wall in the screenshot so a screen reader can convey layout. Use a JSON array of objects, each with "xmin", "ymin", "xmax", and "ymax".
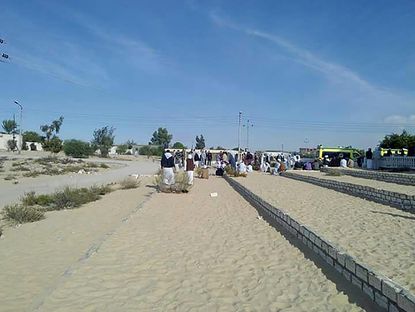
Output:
[
  {"xmin": 224, "ymin": 175, "xmax": 415, "ymax": 312},
  {"xmin": 282, "ymin": 172, "xmax": 415, "ymax": 212},
  {"xmin": 320, "ymin": 167, "xmax": 415, "ymax": 186}
]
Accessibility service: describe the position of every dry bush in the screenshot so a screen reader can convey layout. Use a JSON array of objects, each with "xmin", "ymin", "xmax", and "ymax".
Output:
[
  {"xmin": 119, "ymin": 178, "xmax": 141, "ymax": 190},
  {"xmin": 156, "ymin": 170, "xmax": 191, "ymax": 193},
  {"xmin": 225, "ymin": 166, "xmax": 247, "ymax": 177},
  {"xmin": 1, "ymin": 204, "xmax": 45, "ymax": 224}
]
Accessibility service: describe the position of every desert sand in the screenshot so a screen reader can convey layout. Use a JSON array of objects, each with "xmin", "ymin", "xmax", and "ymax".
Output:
[
  {"xmin": 235, "ymin": 172, "xmax": 415, "ymax": 293},
  {"xmin": 292, "ymin": 170, "xmax": 415, "ymax": 195},
  {"xmin": 0, "ymin": 176, "xmax": 373, "ymax": 311}
]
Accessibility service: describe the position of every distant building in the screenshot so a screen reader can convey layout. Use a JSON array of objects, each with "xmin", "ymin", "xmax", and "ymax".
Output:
[{"xmin": 0, "ymin": 133, "xmax": 22, "ymax": 151}]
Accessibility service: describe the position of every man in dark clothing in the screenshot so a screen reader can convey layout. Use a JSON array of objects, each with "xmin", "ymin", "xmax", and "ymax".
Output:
[
  {"xmin": 161, "ymin": 150, "xmax": 175, "ymax": 185},
  {"xmin": 365, "ymin": 148, "xmax": 373, "ymax": 169}
]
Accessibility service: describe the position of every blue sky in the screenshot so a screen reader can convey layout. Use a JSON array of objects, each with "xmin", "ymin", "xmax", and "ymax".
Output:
[{"xmin": 1, "ymin": 0, "xmax": 414, "ymax": 151}]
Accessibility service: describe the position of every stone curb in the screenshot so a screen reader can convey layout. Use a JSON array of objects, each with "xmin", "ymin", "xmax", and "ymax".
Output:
[
  {"xmin": 320, "ymin": 168, "xmax": 415, "ymax": 186},
  {"xmin": 281, "ymin": 172, "xmax": 415, "ymax": 212},
  {"xmin": 224, "ymin": 175, "xmax": 415, "ymax": 312}
]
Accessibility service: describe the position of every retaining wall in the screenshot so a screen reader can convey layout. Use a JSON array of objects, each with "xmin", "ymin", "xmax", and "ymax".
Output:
[
  {"xmin": 282, "ymin": 172, "xmax": 415, "ymax": 212},
  {"xmin": 320, "ymin": 167, "xmax": 415, "ymax": 186},
  {"xmin": 224, "ymin": 175, "xmax": 415, "ymax": 312}
]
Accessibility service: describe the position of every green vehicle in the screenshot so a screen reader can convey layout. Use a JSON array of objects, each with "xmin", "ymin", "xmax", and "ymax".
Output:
[{"xmin": 317, "ymin": 146, "xmax": 362, "ymax": 160}]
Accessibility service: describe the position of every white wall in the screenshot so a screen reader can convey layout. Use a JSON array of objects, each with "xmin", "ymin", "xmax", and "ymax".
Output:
[{"xmin": 0, "ymin": 133, "xmax": 22, "ymax": 150}]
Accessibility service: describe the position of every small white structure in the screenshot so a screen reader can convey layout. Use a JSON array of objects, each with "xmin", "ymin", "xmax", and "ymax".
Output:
[
  {"xmin": 0, "ymin": 133, "xmax": 22, "ymax": 151},
  {"xmin": 25, "ymin": 141, "xmax": 43, "ymax": 151}
]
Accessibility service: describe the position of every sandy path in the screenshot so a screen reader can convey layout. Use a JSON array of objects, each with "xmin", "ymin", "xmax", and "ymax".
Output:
[
  {"xmin": 0, "ymin": 157, "xmax": 159, "ymax": 210},
  {"xmin": 36, "ymin": 177, "xmax": 370, "ymax": 312},
  {"xmin": 0, "ymin": 184, "xmax": 154, "ymax": 312},
  {"xmin": 292, "ymin": 170, "xmax": 415, "ymax": 195},
  {"xmin": 235, "ymin": 173, "xmax": 415, "ymax": 293}
]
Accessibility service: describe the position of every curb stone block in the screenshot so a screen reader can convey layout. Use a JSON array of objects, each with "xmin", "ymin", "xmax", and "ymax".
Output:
[
  {"xmin": 363, "ymin": 283, "xmax": 375, "ymax": 301},
  {"xmin": 369, "ymin": 272, "xmax": 383, "ymax": 292},
  {"xmin": 343, "ymin": 269, "xmax": 352, "ymax": 281},
  {"xmin": 336, "ymin": 252, "xmax": 347, "ymax": 266},
  {"xmin": 389, "ymin": 303, "xmax": 400, "ymax": 312},
  {"xmin": 375, "ymin": 291, "xmax": 389, "ymax": 310},
  {"xmin": 345, "ymin": 257, "xmax": 356, "ymax": 274},
  {"xmin": 334, "ymin": 262, "xmax": 343, "ymax": 274},
  {"xmin": 352, "ymin": 275, "xmax": 363, "ymax": 290},
  {"xmin": 356, "ymin": 264, "xmax": 369, "ymax": 283},
  {"xmin": 397, "ymin": 291, "xmax": 415, "ymax": 312},
  {"xmin": 382, "ymin": 279, "xmax": 401, "ymax": 302}
]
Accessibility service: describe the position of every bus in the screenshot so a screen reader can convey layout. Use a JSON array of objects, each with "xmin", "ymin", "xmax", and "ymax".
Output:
[{"xmin": 316, "ymin": 146, "xmax": 362, "ymax": 160}]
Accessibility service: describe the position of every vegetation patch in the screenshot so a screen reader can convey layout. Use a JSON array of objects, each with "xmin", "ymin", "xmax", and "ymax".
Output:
[
  {"xmin": 154, "ymin": 171, "xmax": 191, "ymax": 193},
  {"xmin": 1, "ymin": 204, "xmax": 45, "ymax": 224},
  {"xmin": 119, "ymin": 178, "xmax": 141, "ymax": 190},
  {"xmin": 2, "ymin": 184, "xmax": 115, "ymax": 224}
]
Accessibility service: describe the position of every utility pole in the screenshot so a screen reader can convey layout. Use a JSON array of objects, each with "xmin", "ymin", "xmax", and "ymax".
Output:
[
  {"xmin": 238, "ymin": 111, "xmax": 242, "ymax": 158},
  {"xmin": 245, "ymin": 119, "xmax": 253, "ymax": 151},
  {"xmin": 14, "ymin": 101, "xmax": 23, "ymax": 154}
]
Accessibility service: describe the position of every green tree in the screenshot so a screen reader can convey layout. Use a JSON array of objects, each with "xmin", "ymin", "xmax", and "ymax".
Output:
[
  {"xmin": 2, "ymin": 119, "xmax": 17, "ymax": 134},
  {"xmin": 43, "ymin": 136, "xmax": 63, "ymax": 153},
  {"xmin": 40, "ymin": 116, "xmax": 64, "ymax": 153},
  {"xmin": 92, "ymin": 126, "xmax": 115, "ymax": 157},
  {"xmin": 139, "ymin": 145, "xmax": 163, "ymax": 157},
  {"xmin": 40, "ymin": 116, "xmax": 64, "ymax": 141},
  {"xmin": 380, "ymin": 130, "xmax": 415, "ymax": 149},
  {"xmin": 116, "ymin": 144, "xmax": 128, "ymax": 154},
  {"xmin": 23, "ymin": 131, "xmax": 42, "ymax": 142},
  {"xmin": 149, "ymin": 128, "xmax": 172, "ymax": 147},
  {"xmin": 63, "ymin": 140, "xmax": 93, "ymax": 158},
  {"xmin": 195, "ymin": 135, "xmax": 205, "ymax": 149},
  {"xmin": 172, "ymin": 142, "xmax": 185, "ymax": 149}
]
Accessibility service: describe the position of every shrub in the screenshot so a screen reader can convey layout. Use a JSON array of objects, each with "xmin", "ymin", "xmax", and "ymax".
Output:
[
  {"xmin": 43, "ymin": 136, "xmax": 63, "ymax": 153},
  {"xmin": 21, "ymin": 191, "xmax": 53, "ymax": 207},
  {"xmin": 100, "ymin": 163, "xmax": 110, "ymax": 169},
  {"xmin": 155, "ymin": 170, "xmax": 190, "ymax": 193},
  {"xmin": 119, "ymin": 178, "xmax": 140, "ymax": 189},
  {"xmin": 7, "ymin": 139, "xmax": 17, "ymax": 151},
  {"xmin": 89, "ymin": 184, "xmax": 113, "ymax": 195},
  {"xmin": 116, "ymin": 144, "xmax": 128, "ymax": 154},
  {"xmin": 1, "ymin": 204, "xmax": 45, "ymax": 224},
  {"xmin": 63, "ymin": 139, "xmax": 93, "ymax": 158},
  {"xmin": 51, "ymin": 186, "xmax": 101, "ymax": 210},
  {"xmin": 139, "ymin": 145, "xmax": 163, "ymax": 157}
]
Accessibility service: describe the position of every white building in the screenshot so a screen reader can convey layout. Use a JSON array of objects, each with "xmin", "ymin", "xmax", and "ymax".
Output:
[{"xmin": 0, "ymin": 133, "xmax": 22, "ymax": 151}]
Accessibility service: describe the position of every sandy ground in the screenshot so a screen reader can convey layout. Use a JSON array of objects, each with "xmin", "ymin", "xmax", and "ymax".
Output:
[
  {"xmin": 0, "ymin": 183, "xmax": 155, "ymax": 312},
  {"xmin": 0, "ymin": 176, "xmax": 375, "ymax": 311},
  {"xmin": 0, "ymin": 156, "xmax": 159, "ymax": 210},
  {"xmin": 234, "ymin": 173, "xmax": 415, "ymax": 293},
  {"xmin": 292, "ymin": 170, "xmax": 415, "ymax": 195}
]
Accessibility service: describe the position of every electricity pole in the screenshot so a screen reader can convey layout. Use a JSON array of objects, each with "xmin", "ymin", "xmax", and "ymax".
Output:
[
  {"xmin": 14, "ymin": 101, "xmax": 23, "ymax": 154},
  {"xmin": 238, "ymin": 111, "xmax": 242, "ymax": 157},
  {"xmin": 245, "ymin": 119, "xmax": 253, "ymax": 151}
]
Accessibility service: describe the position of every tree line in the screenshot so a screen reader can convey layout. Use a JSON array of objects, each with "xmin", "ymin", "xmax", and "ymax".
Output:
[{"xmin": 1, "ymin": 119, "xmax": 208, "ymax": 158}]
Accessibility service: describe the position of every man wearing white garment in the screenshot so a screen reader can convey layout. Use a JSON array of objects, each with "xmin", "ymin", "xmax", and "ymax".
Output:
[{"xmin": 161, "ymin": 149, "xmax": 175, "ymax": 185}]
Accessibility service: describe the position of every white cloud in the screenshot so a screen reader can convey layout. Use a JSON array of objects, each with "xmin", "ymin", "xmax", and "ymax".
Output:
[
  {"xmin": 210, "ymin": 13, "xmax": 414, "ymax": 112},
  {"xmin": 384, "ymin": 115, "xmax": 415, "ymax": 124}
]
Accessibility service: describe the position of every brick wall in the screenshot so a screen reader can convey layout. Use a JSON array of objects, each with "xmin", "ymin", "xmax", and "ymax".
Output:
[
  {"xmin": 224, "ymin": 175, "xmax": 415, "ymax": 312},
  {"xmin": 282, "ymin": 172, "xmax": 415, "ymax": 212},
  {"xmin": 320, "ymin": 167, "xmax": 415, "ymax": 186}
]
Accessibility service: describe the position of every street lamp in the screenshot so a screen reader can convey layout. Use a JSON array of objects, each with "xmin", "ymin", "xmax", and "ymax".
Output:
[{"xmin": 14, "ymin": 101, "xmax": 23, "ymax": 154}]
